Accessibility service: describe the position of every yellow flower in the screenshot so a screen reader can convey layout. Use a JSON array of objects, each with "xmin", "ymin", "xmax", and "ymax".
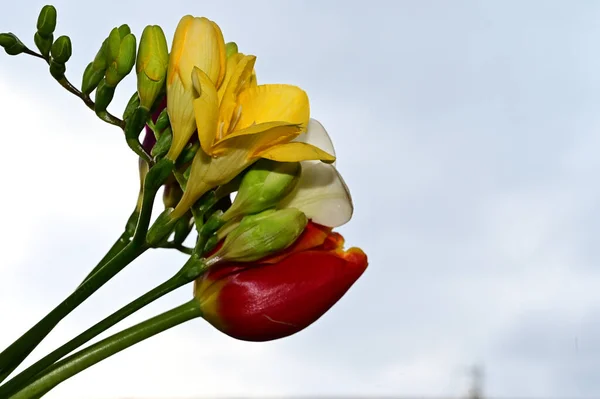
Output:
[
  {"xmin": 166, "ymin": 15, "xmax": 226, "ymax": 162},
  {"xmin": 170, "ymin": 54, "xmax": 335, "ymax": 218}
]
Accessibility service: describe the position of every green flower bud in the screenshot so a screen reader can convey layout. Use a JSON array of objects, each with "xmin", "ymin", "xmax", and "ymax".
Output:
[
  {"xmin": 154, "ymin": 108, "xmax": 170, "ymax": 132},
  {"xmin": 146, "ymin": 208, "xmax": 177, "ymax": 246},
  {"xmin": 136, "ymin": 25, "xmax": 168, "ymax": 110},
  {"xmin": 123, "ymin": 92, "xmax": 141, "ymax": 121},
  {"xmin": 151, "ymin": 126, "xmax": 172, "ymax": 158},
  {"xmin": 92, "ymin": 39, "xmax": 109, "ymax": 71},
  {"xmin": 225, "ymin": 42, "xmax": 238, "ymax": 58},
  {"xmin": 173, "ymin": 216, "xmax": 193, "ymax": 245},
  {"xmin": 124, "ymin": 106, "xmax": 149, "ymax": 141},
  {"xmin": 118, "ymin": 24, "xmax": 131, "ymax": 39},
  {"xmin": 49, "ymin": 59, "xmax": 66, "ymax": 80},
  {"xmin": 210, "ymin": 208, "xmax": 307, "ymax": 263},
  {"xmin": 0, "ymin": 33, "xmax": 26, "ymax": 56},
  {"xmin": 105, "ymin": 33, "xmax": 136, "ymax": 87},
  {"xmin": 36, "ymin": 5, "xmax": 57, "ymax": 38},
  {"xmin": 94, "ymin": 79, "xmax": 115, "ymax": 113},
  {"xmin": 222, "ymin": 160, "xmax": 301, "ymax": 223},
  {"xmin": 81, "ymin": 61, "xmax": 105, "ymax": 94},
  {"xmin": 51, "ymin": 35, "xmax": 71, "ymax": 64},
  {"xmin": 177, "ymin": 140, "xmax": 199, "ymax": 167},
  {"xmin": 107, "ymin": 27, "xmax": 121, "ymax": 62},
  {"xmin": 34, "ymin": 32, "xmax": 52, "ymax": 58},
  {"xmin": 163, "ymin": 183, "xmax": 183, "ymax": 209}
]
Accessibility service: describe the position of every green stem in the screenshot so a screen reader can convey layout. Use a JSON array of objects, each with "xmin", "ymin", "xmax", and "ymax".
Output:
[
  {"xmin": 79, "ymin": 208, "xmax": 140, "ymax": 286},
  {"xmin": 0, "ymin": 161, "xmax": 170, "ymax": 382},
  {"xmin": 0, "ymin": 256, "xmax": 207, "ymax": 398},
  {"xmin": 10, "ymin": 300, "xmax": 202, "ymax": 399}
]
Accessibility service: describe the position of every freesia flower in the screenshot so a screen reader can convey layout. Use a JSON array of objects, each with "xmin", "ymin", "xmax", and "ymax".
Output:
[
  {"xmin": 170, "ymin": 47, "xmax": 335, "ymax": 218},
  {"xmin": 194, "ymin": 222, "xmax": 367, "ymax": 341},
  {"xmin": 166, "ymin": 15, "xmax": 226, "ymax": 162}
]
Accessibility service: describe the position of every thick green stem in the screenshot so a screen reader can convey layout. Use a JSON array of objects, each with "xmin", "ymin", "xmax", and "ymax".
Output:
[
  {"xmin": 0, "ymin": 243, "xmax": 147, "ymax": 384},
  {"xmin": 79, "ymin": 208, "xmax": 140, "ymax": 287},
  {"xmin": 11, "ymin": 301, "xmax": 202, "ymax": 399},
  {"xmin": 0, "ymin": 256, "xmax": 208, "ymax": 397},
  {"xmin": 0, "ymin": 160, "xmax": 172, "ymax": 382}
]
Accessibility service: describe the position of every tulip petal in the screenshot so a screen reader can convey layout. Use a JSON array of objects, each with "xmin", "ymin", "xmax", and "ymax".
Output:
[
  {"xmin": 192, "ymin": 67, "xmax": 219, "ymax": 155},
  {"xmin": 255, "ymin": 142, "xmax": 336, "ymax": 163},
  {"xmin": 195, "ymin": 248, "xmax": 368, "ymax": 341},
  {"xmin": 235, "ymin": 84, "xmax": 310, "ymax": 131},
  {"xmin": 294, "ymin": 119, "xmax": 336, "ymax": 165},
  {"xmin": 279, "ymin": 163, "xmax": 353, "ymax": 227}
]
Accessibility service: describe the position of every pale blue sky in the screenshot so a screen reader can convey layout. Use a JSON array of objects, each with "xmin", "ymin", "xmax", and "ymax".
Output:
[{"xmin": 2, "ymin": 0, "xmax": 600, "ymax": 397}]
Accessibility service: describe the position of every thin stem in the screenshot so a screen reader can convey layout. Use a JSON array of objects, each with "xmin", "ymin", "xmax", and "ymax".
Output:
[
  {"xmin": 161, "ymin": 241, "xmax": 194, "ymax": 255},
  {"xmin": 10, "ymin": 300, "xmax": 202, "ymax": 399},
  {"xmin": 78, "ymin": 208, "xmax": 139, "ymax": 286},
  {"xmin": 0, "ymin": 257, "xmax": 204, "ymax": 398},
  {"xmin": 22, "ymin": 48, "xmax": 45, "ymax": 60},
  {"xmin": 127, "ymin": 138, "xmax": 154, "ymax": 167},
  {"xmin": 25, "ymin": 47, "xmax": 125, "ymax": 129},
  {"xmin": 0, "ymin": 167, "xmax": 164, "ymax": 382}
]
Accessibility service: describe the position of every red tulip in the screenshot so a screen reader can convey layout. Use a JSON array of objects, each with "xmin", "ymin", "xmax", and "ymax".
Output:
[{"xmin": 194, "ymin": 228, "xmax": 367, "ymax": 342}]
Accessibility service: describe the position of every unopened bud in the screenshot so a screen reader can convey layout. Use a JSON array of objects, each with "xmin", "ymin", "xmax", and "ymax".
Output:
[
  {"xmin": 36, "ymin": 5, "xmax": 57, "ymax": 38},
  {"xmin": 81, "ymin": 62, "xmax": 104, "ymax": 94},
  {"xmin": 0, "ymin": 33, "xmax": 26, "ymax": 55},
  {"xmin": 137, "ymin": 25, "xmax": 168, "ymax": 110},
  {"xmin": 146, "ymin": 208, "xmax": 177, "ymax": 246},
  {"xmin": 222, "ymin": 160, "xmax": 300, "ymax": 223},
  {"xmin": 173, "ymin": 216, "xmax": 193, "ymax": 245},
  {"xmin": 154, "ymin": 108, "xmax": 169, "ymax": 132},
  {"xmin": 177, "ymin": 140, "xmax": 199, "ymax": 166},
  {"xmin": 34, "ymin": 32, "xmax": 52, "ymax": 58},
  {"xmin": 118, "ymin": 24, "xmax": 131, "ymax": 39},
  {"xmin": 210, "ymin": 208, "xmax": 307, "ymax": 263},
  {"xmin": 49, "ymin": 59, "xmax": 66, "ymax": 80},
  {"xmin": 123, "ymin": 92, "xmax": 140, "ymax": 121},
  {"xmin": 105, "ymin": 33, "xmax": 136, "ymax": 87},
  {"xmin": 92, "ymin": 39, "xmax": 109, "ymax": 71},
  {"xmin": 151, "ymin": 127, "xmax": 172, "ymax": 159},
  {"xmin": 225, "ymin": 42, "xmax": 238, "ymax": 58},
  {"xmin": 163, "ymin": 182, "xmax": 183, "ymax": 209},
  {"xmin": 107, "ymin": 27, "xmax": 121, "ymax": 62},
  {"xmin": 94, "ymin": 79, "xmax": 115, "ymax": 113},
  {"xmin": 51, "ymin": 35, "xmax": 71, "ymax": 64}
]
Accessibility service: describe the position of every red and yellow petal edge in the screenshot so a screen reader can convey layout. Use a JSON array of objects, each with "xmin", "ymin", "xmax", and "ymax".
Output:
[{"xmin": 194, "ymin": 223, "xmax": 368, "ymax": 342}]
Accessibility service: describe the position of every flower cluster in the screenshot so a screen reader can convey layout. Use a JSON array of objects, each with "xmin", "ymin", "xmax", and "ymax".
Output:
[{"xmin": 0, "ymin": 7, "xmax": 368, "ymax": 397}]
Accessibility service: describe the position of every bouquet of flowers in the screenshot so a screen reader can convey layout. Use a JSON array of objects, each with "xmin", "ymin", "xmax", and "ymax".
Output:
[{"xmin": 0, "ymin": 5, "xmax": 368, "ymax": 398}]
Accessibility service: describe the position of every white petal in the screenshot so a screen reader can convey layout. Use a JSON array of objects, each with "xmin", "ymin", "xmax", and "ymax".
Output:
[
  {"xmin": 280, "ymin": 162, "xmax": 353, "ymax": 227},
  {"xmin": 294, "ymin": 119, "xmax": 336, "ymax": 165}
]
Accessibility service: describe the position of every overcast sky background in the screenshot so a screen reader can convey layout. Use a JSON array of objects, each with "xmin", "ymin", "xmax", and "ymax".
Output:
[{"xmin": 2, "ymin": 0, "xmax": 600, "ymax": 397}]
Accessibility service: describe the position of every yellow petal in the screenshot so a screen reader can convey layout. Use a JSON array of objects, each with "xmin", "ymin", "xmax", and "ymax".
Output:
[
  {"xmin": 218, "ymin": 55, "xmax": 257, "ymax": 137},
  {"xmin": 235, "ymin": 84, "xmax": 310, "ymax": 131},
  {"xmin": 255, "ymin": 142, "xmax": 336, "ymax": 163},
  {"xmin": 211, "ymin": 123, "xmax": 302, "ymax": 156},
  {"xmin": 172, "ymin": 147, "xmax": 252, "ymax": 219},
  {"xmin": 217, "ymin": 52, "xmax": 243, "ymax": 103},
  {"xmin": 166, "ymin": 73, "xmax": 196, "ymax": 161},
  {"xmin": 168, "ymin": 16, "xmax": 223, "ymax": 89},
  {"xmin": 192, "ymin": 67, "xmax": 219, "ymax": 156},
  {"xmin": 166, "ymin": 16, "xmax": 224, "ymax": 161},
  {"xmin": 210, "ymin": 21, "xmax": 227, "ymax": 89}
]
